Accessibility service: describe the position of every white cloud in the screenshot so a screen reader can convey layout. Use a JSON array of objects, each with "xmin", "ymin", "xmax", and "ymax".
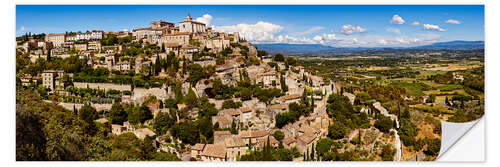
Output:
[
  {"xmin": 410, "ymin": 21, "xmax": 421, "ymax": 26},
  {"xmin": 422, "ymin": 24, "xmax": 446, "ymax": 32},
  {"xmin": 378, "ymin": 39, "xmax": 388, "ymax": 45},
  {"xmin": 295, "ymin": 26, "xmax": 324, "ymax": 36},
  {"xmin": 340, "ymin": 24, "xmax": 367, "ymax": 35},
  {"xmin": 196, "ymin": 14, "xmax": 213, "ymax": 26},
  {"xmin": 274, "ymin": 35, "xmax": 317, "ymax": 44},
  {"xmin": 386, "ymin": 27, "xmax": 401, "ymax": 34},
  {"xmin": 312, "ymin": 34, "xmax": 338, "ymax": 44},
  {"xmin": 446, "ymin": 19, "xmax": 462, "ymax": 24},
  {"xmin": 390, "ymin": 15, "xmax": 405, "ymax": 24},
  {"xmin": 214, "ymin": 21, "xmax": 284, "ymax": 43},
  {"xmin": 211, "ymin": 15, "xmax": 441, "ymax": 47}
]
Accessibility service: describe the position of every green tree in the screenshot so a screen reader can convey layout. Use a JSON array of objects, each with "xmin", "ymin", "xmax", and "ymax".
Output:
[
  {"xmin": 316, "ymin": 138, "xmax": 334, "ymax": 156},
  {"xmin": 272, "ymin": 130, "xmax": 285, "ymax": 142},
  {"xmin": 374, "ymin": 116, "xmax": 394, "ymax": 133},
  {"xmin": 399, "ymin": 118, "xmax": 418, "ymax": 147},
  {"xmin": 127, "ymin": 105, "xmax": 153, "ymax": 124},
  {"xmin": 240, "ymin": 87, "xmax": 252, "ymax": 101},
  {"xmin": 110, "ymin": 132, "xmax": 143, "ymax": 160},
  {"xmin": 274, "ymin": 53, "xmax": 285, "ymax": 62},
  {"xmin": 79, "ymin": 105, "xmax": 99, "ymax": 135},
  {"xmin": 221, "ymin": 99, "xmax": 242, "ymax": 109},
  {"xmin": 140, "ymin": 136, "xmax": 155, "ymax": 159},
  {"xmin": 107, "ymin": 103, "xmax": 127, "ymax": 124},
  {"xmin": 187, "ymin": 64, "xmax": 207, "ymax": 85},
  {"xmin": 16, "ymin": 109, "xmax": 47, "ymax": 160},
  {"xmin": 285, "ymin": 57, "xmax": 297, "ymax": 66},
  {"xmin": 328, "ymin": 122, "xmax": 348, "ymax": 140},
  {"xmin": 185, "ymin": 88, "xmax": 199, "ymax": 108},
  {"xmin": 152, "ymin": 112, "xmax": 175, "ymax": 135},
  {"xmin": 424, "ymin": 138, "xmax": 441, "ymax": 156},
  {"xmin": 381, "ymin": 144, "xmax": 395, "ymax": 161}
]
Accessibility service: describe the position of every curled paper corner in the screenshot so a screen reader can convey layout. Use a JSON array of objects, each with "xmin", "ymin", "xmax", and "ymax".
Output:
[{"xmin": 437, "ymin": 117, "xmax": 483, "ymax": 161}]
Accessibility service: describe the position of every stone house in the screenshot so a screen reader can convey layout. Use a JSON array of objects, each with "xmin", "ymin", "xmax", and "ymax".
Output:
[
  {"xmin": 267, "ymin": 103, "xmax": 288, "ymax": 114},
  {"xmin": 111, "ymin": 124, "xmax": 127, "ymax": 135},
  {"xmin": 256, "ymin": 136, "xmax": 279, "ymax": 149},
  {"xmin": 224, "ymin": 136, "xmax": 248, "ymax": 161},
  {"xmin": 239, "ymin": 130, "xmax": 269, "ymax": 147},
  {"xmin": 296, "ymin": 132, "xmax": 317, "ymax": 154},
  {"xmin": 276, "ymin": 94, "xmax": 302, "ymax": 104},
  {"xmin": 200, "ymin": 144, "xmax": 227, "ymax": 161},
  {"xmin": 133, "ymin": 128, "xmax": 156, "ymax": 140},
  {"xmin": 283, "ymin": 137, "xmax": 297, "ymax": 149},
  {"xmin": 191, "ymin": 143, "xmax": 206, "ymax": 160},
  {"xmin": 239, "ymin": 107, "xmax": 253, "ymax": 123},
  {"xmin": 260, "ymin": 71, "xmax": 276, "ymax": 87},
  {"xmin": 214, "ymin": 131, "xmax": 232, "ymax": 144}
]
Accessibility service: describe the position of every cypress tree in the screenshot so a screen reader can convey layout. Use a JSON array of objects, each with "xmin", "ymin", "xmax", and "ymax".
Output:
[
  {"xmin": 305, "ymin": 148, "xmax": 309, "ymax": 161},
  {"xmin": 310, "ymin": 143, "xmax": 315, "ymax": 161}
]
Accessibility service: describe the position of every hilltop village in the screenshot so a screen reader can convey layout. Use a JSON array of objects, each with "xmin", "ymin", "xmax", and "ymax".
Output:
[{"xmin": 16, "ymin": 15, "xmax": 446, "ymax": 161}]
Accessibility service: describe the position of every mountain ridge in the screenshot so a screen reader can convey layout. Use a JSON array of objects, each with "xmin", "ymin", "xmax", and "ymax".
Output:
[{"xmin": 254, "ymin": 40, "xmax": 484, "ymax": 54}]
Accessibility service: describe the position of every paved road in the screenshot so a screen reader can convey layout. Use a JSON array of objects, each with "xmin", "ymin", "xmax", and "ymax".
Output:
[{"xmin": 391, "ymin": 128, "xmax": 402, "ymax": 161}]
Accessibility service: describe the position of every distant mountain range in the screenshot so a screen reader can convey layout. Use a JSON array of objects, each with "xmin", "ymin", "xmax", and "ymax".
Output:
[
  {"xmin": 254, "ymin": 41, "xmax": 484, "ymax": 54},
  {"xmin": 410, "ymin": 41, "xmax": 484, "ymax": 50}
]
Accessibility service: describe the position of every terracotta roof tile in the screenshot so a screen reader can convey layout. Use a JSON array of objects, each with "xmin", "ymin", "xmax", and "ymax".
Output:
[
  {"xmin": 192, "ymin": 143, "xmax": 206, "ymax": 151},
  {"xmin": 214, "ymin": 131, "xmax": 232, "ymax": 136},
  {"xmin": 283, "ymin": 137, "xmax": 296, "ymax": 145},
  {"xmin": 239, "ymin": 107, "xmax": 252, "ymax": 113},
  {"xmin": 225, "ymin": 137, "xmax": 246, "ymax": 148},
  {"xmin": 278, "ymin": 94, "xmax": 302, "ymax": 101},
  {"xmin": 201, "ymin": 144, "xmax": 226, "ymax": 158},
  {"xmin": 298, "ymin": 132, "xmax": 316, "ymax": 144}
]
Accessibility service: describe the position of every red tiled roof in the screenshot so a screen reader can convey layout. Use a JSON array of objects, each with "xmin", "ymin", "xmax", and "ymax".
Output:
[
  {"xmin": 298, "ymin": 132, "xmax": 316, "ymax": 144},
  {"xmin": 239, "ymin": 107, "xmax": 252, "ymax": 113},
  {"xmin": 201, "ymin": 144, "xmax": 226, "ymax": 158},
  {"xmin": 257, "ymin": 136, "xmax": 279, "ymax": 147},
  {"xmin": 278, "ymin": 94, "xmax": 302, "ymax": 101},
  {"xmin": 192, "ymin": 143, "xmax": 206, "ymax": 151},
  {"xmin": 221, "ymin": 108, "xmax": 240, "ymax": 116},
  {"xmin": 240, "ymin": 130, "xmax": 269, "ymax": 138},
  {"xmin": 283, "ymin": 137, "xmax": 296, "ymax": 145},
  {"xmin": 214, "ymin": 131, "xmax": 232, "ymax": 136},
  {"xmin": 225, "ymin": 137, "xmax": 246, "ymax": 148},
  {"xmin": 268, "ymin": 103, "xmax": 287, "ymax": 110}
]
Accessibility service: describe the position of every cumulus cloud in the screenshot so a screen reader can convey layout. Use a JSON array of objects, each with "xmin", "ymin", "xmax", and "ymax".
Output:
[
  {"xmin": 196, "ymin": 14, "xmax": 213, "ymax": 26},
  {"xmin": 378, "ymin": 39, "xmax": 388, "ymax": 45},
  {"xmin": 410, "ymin": 21, "xmax": 421, "ymax": 26},
  {"xmin": 422, "ymin": 24, "xmax": 446, "ymax": 32},
  {"xmin": 210, "ymin": 14, "xmax": 440, "ymax": 47},
  {"xmin": 386, "ymin": 27, "xmax": 401, "ymax": 34},
  {"xmin": 446, "ymin": 19, "xmax": 462, "ymax": 24},
  {"xmin": 274, "ymin": 35, "xmax": 317, "ymax": 44},
  {"xmin": 312, "ymin": 34, "xmax": 338, "ymax": 44},
  {"xmin": 295, "ymin": 26, "xmax": 324, "ymax": 36},
  {"xmin": 214, "ymin": 21, "xmax": 284, "ymax": 43},
  {"xmin": 340, "ymin": 24, "xmax": 367, "ymax": 35},
  {"xmin": 390, "ymin": 15, "xmax": 405, "ymax": 24}
]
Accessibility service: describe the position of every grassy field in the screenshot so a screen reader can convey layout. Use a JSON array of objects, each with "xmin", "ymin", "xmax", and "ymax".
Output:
[
  {"xmin": 435, "ymin": 84, "xmax": 462, "ymax": 91},
  {"xmin": 389, "ymin": 82, "xmax": 432, "ymax": 96}
]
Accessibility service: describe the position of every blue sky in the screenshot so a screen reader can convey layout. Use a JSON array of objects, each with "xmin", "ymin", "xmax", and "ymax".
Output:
[{"xmin": 16, "ymin": 5, "xmax": 484, "ymax": 47}]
